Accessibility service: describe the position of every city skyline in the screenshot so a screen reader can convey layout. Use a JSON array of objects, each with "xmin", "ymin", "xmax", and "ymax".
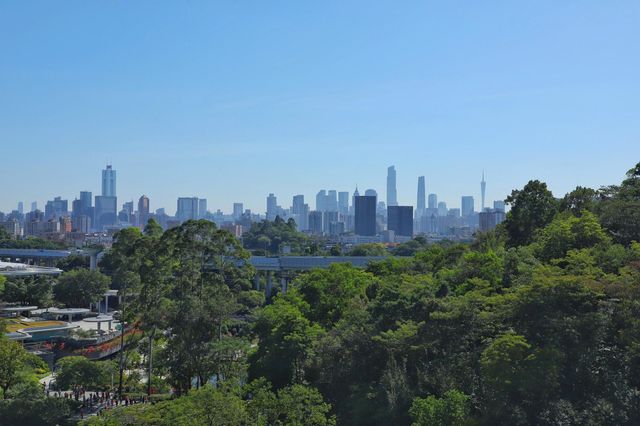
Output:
[
  {"xmin": 1, "ymin": 2, "xmax": 639, "ymax": 213},
  {"xmin": 3, "ymin": 163, "xmax": 499, "ymax": 217}
]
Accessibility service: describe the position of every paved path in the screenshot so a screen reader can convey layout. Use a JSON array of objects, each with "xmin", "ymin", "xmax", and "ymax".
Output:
[{"xmin": 39, "ymin": 374, "xmax": 151, "ymax": 421}]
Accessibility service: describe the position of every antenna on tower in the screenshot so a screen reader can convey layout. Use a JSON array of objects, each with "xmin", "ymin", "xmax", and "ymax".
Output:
[{"xmin": 480, "ymin": 170, "xmax": 487, "ymax": 211}]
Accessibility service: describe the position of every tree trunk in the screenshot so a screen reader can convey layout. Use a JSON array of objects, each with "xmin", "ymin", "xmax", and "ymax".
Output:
[
  {"xmin": 147, "ymin": 326, "xmax": 156, "ymax": 396},
  {"xmin": 117, "ymin": 294, "xmax": 126, "ymax": 396}
]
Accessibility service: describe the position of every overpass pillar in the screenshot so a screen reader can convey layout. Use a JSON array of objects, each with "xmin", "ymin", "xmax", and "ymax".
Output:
[
  {"xmin": 90, "ymin": 254, "xmax": 97, "ymax": 271},
  {"xmin": 266, "ymin": 273, "xmax": 273, "ymax": 298},
  {"xmin": 254, "ymin": 272, "xmax": 261, "ymax": 291},
  {"xmin": 280, "ymin": 276, "xmax": 288, "ymax": 294}
]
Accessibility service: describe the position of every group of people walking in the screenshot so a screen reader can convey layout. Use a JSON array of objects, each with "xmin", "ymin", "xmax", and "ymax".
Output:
[{"xmin": 45, "ymin": 386, "xmax": 152, "ymax": 419}]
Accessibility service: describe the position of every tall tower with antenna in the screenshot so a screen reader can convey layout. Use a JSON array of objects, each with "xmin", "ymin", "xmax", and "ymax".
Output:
[{"xmin": 480, "ymin": 171, "xmax": 486, "ymax": 212}]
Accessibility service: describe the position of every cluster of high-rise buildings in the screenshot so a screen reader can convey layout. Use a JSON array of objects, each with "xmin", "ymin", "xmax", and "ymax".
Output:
[
  {"xmin": 258, "ymin": 166, "xmax": 505, "ymax": 244},
  {"xmin": 0, "ymin": 164, "xmax": 256, "ymax": 245},
  {"xmin": 0, "ymin": 164, "xmax": 506, "ymax": 247}
]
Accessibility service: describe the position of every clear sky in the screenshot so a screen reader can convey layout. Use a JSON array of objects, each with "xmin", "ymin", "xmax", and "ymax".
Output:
[{"xmin": 1, "ymin": 1, "xmax": 639, "ymax": 215}]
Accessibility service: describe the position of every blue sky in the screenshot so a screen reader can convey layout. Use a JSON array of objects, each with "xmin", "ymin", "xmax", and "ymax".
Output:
[{"xmin": 1, "ymin": 1, "xmax": 639, "ymax": 215}]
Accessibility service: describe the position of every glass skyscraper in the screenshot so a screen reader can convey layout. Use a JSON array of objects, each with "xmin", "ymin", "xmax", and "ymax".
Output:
[
  {"xmin": 387, "ymin": 166, "xmax": 397, "ymax": 207},
  {"xmin": 355, "ymin": 195, "xmax": 376, "ymax": 236},
  {"xmin": 102, "ymin": 165, "xmax": 116, "ymax": 197}
]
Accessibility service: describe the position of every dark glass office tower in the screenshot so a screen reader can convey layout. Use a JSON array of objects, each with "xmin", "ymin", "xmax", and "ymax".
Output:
[
  {"xmin": 388, "ymin": 205, "xmax": 414, "ymax": 237},
  {"xmin": 355, "ymin": 195, "xmax": 376, "ymax": 236}
]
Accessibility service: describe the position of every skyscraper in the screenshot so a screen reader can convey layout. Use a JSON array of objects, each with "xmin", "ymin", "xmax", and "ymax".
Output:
[
  {"xmin": 461, "ymin": 196, "xmax": 475, "ymax": 217},
  {"xmin": 365, "ymin": 189, "xmax": 377, "ymax": 197},
  {"xmin": 74, "ymin": 214, "xmax": 91, "ymax": 233},
  {"xmin": 30, "ymin": 202, "xmax": 37, "ymax": 212},
  {"xmin": 95, "ymin": 195, "xmax": 117, "ymax": 229},
  {"xmin": 428, "ymin": 193, "xmax": 438, "ymax": 210},
  {"xmin": 198, "ymin": 199, "xmax": 207, "ymax": 219},
  {"xmin": 122, "ymin": 201, "xmax": 133, "ymax": 216},
  {"xmin": 77, "ymin": 191, "xmax": 94, "ymax": 229},
  {"xmin": 292, "ymin": 195, "xmax": 309, "ymax": 231},
  {"xmin": 323, "ymin": 211, "xmax": 339, "ymax": 234},
  {"xmin": 80, "ymin": 191, "xmax": 92, "ymax": 213},
  {"xmin": 266, "ymin": 193, "xmax": 277, "ymax": 220},
  {"xmin": 417, "ymin": 176, "xmax": 426, "ymax": 212},
  {"xmin": 138, "ymin": 195, "xmax": 150, "ymax": 227},
  {"xmin": 493, "ymin": 200, "xmax": 505, "ymax": 212},
  {"xmin": 102, "ymin": 164, "xmax": 116, "ymax": 197},
  {"xmin": 308, "ymin": 211, "xmax": 323, "ymax": 235},
  {"xmin": 338, "ymin": 191, "xmax": 349, "ymax": 215},
  {"xmin": 233, "ymin": 203, "xmax": 244, "ymax": 220},
  {"xmin": 481, "ymin": 171, "xmax": 486, "ymax": 211},
  {"xmin": 122, "ymin": 201, "xmax": 134, "ymax": 222},
  {"xmin": 292, "ymin": 195, "xmax": 304, "ymax": 213},
  {"xmin": 355, "ymin": 195, "xmax": 376, "ymax": 236},
  {"xmin": 327, "ymin": 190, "xmax": 338, "ymax": 212},
  {"xmin": 316, "ymin": 190, "xmax": 327, "ymax": 212},
  {"xmin": 437, "ymin": 201, "xmax": 448, "ymax": 216},
  {"xmin": 479, "ymin": 209, "xmax": 506, "ymax": 231},
  {"xmin": 72, "ymin": 198, "xmax": 82, "ymax": 219},
  {"xmin": 177, "ymin": 197, "xmax": 199, "ymax": 221},
  {"xmin": 351, "ymin": 187, "xmax": 360, "ymax": 214},
  {"xmin": 388, "ymin": 206, "xmax": 413, "ymax": 237},
  {"xmin": 387, "ymin": 166, "xmax": 397, "ymax": 207},
  {"xmin": 17, "ymin": 202, "xmax": 23, "ymax": 214},
  {"xmin": 44, "ymin": 197, "xmax": 69, "ymax": 220}
]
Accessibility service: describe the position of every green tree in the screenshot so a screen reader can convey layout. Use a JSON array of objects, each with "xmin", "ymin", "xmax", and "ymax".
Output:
[
  {"xmin": 2, "ymin": 276, "xmax": 53, "ymax": 307},
  {"xmin": 54, "ymin": 357, "xmax": 114, "ymax": 394},
  {"xmin": 441, "ymin": 249, "xmax": 504, "ymax": 294},
  {"xmin": 103, "ymin": 227, "xmax": 145, "ymax": 395},
  {"xmin": 56, "ymin": 254, "xmax": 90, "ymax": 272},
  {"xmin": 559, "ymin": 186, "xmax": 599, "ymax": 215},
  {"xmin": 143, "ymin": 218, "xmax": 164, "ymax": 238},
  {"xmin": 243, "ymin": 216, "xmax": 310, "ymax": 255},
  {"xmin": 348, "ymin": 243, "xmax": 388, "ymax": 256},
  {"xmin": 158, "ymin": 220, "xmax": 251, "ymax": 394},
  {"xmin": 599, "ymin": 162, "xmax": 640, "ymax": 245},
  {"xmin": 409, "ymin": 390, "xmax": 470, "ymax": 426},
  {"xmin": 534, "ymin": 211, "xmax": 610, "ymax": 261},
  {"xmin": 82, "ymin": 381, "xmax": 335, "ymax": 426},
  {"xmin": 480, "ymin": 332, "xmax": 533, "ymax": 423},
  {"xmin": 0, "ymin": 338, "xmax": 27, "ymax": 398},
  {"xmin": 0, "ymin": 397, "xmax": 76, "ymax": 426},
  {"xmin": 292, "ymin": 264, "xmax": 376, "ymax": 328},
  {"xmin": 53, "ymin": 269, "xmax": 110, "ymax": 307},
  {"xmin": 392, "ymin": 236, "xmax": 430, "ymax": 257},
  {"xmin": 249, "ymin": 297, "xmax": 323, "ymax": 388},
  {"xmin": 502, "ymin": 180, "xmax": 558, "ymax": 247},
  {"xmin": 246, "ymin": 380, "xmax": 336, "ymax": 426},
  {"xmin": 0, "ymin": 233, "xmax": 66, "ymax": 249},
  {"xmin": 136, "ymin": 221, "xmax": 170, "ymax": 396}
]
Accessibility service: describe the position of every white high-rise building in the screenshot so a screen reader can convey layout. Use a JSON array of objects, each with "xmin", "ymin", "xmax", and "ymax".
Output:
[
  {"xmin": 177, "ymin": 197, "xmax": 199, "ymax": 221},
  {"xmin": 417, "ymin": 176, "xmax": 425, "ymax": 213},
  {"xmin": 102, "ymin": 164, "xmax": 116, "ymax": 197},
  {"xmin": 481, "ymin": 171, "xmax": 487, "ymax": 211},
  {"xmin": 428, "ymin": 193, "xmax": 437, "ymax": 210},
  {"xmin": 461, "ymin": 196, "xmax": 475, "ymax": 217},
  {"xmin": 266, "ymin": 193, "xmax": 278, "ymax": 220},
  {"xmin": 338, "ymin": 191, "xmax": 349, "ymax": 215},
  {"xmin": 387, "ymin": 166, "xmax": 397, "ymax": 207},
  {"xmin": 233, "ymin": 203, "xmax": 244, "ymax": 220}
]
